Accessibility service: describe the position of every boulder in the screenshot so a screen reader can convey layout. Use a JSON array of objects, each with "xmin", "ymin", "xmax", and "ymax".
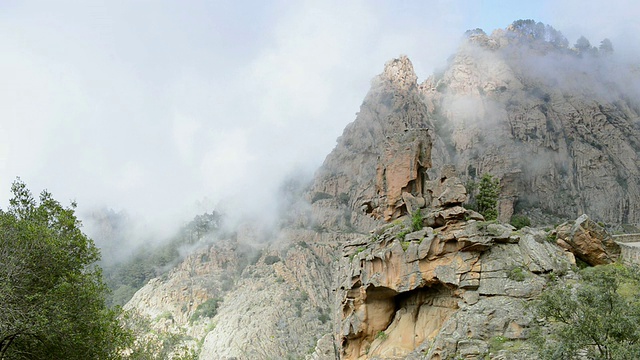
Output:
[{"xmin": 555, "ymin": 214, "xmax": 620, "ymax": 265}]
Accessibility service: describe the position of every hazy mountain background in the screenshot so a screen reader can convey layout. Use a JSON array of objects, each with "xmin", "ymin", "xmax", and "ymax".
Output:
[{"xmin": 2, "ymin": 1, "xmax": 640, "ymax": 260}]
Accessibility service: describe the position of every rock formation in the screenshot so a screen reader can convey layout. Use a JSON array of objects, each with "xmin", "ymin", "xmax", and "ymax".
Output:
[
  {"xmin": 555, "ymin": 214, "xmax": 621, "ymax": 265},
  {"xmin": 339, "ymin": 168, "xmax": 570, "ymax": 359},
  {"xmin": 311, "ymin": 56, "xmax": 432, "ymax": 228}
]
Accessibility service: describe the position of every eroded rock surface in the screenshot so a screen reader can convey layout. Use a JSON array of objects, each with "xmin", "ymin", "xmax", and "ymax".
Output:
[{"xmin": 312, "ymin": 56, "xmax": 432, "ymax": 227}]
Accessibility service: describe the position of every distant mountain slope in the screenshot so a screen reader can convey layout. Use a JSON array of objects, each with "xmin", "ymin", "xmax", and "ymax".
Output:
[{"xmin": 420, "ymin": 21, "xmax": 640, "ymax": 225}]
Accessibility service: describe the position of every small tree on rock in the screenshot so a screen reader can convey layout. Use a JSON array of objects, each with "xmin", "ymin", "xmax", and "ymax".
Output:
[{"xmin": 476, "ymin": 173, "xmax": 500, "ymax": 221}]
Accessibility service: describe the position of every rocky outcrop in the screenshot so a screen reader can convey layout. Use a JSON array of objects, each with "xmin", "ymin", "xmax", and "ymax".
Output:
[
  {"xmin": 311, "ymin": 56, "xmax": 433, "ymax": 230},
  {"xmin": 556, "ymin": 214, "xmax": 621, "ymax": 265},
  {"xmin": 339, "ymin": 175, "xmax": 571, "ymax": 358}
]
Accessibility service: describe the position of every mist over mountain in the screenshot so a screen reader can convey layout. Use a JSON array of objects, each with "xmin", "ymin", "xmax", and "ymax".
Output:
[
  {"xmin": 110, "ymin": 19, "xmax": 640, "ymax": 359},
  {"xmin": 422, "ymin": 21, "xmax": 640, "ymax": 226}
]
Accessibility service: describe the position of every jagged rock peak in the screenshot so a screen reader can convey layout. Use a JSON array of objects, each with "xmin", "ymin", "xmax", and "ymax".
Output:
[{"xmin": 378, "ymin": 55, "xmax": 418, "ymax": 91}]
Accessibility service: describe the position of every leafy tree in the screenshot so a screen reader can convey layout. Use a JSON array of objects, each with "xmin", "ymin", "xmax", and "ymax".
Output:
[
  {"xmin": 575, "ymin": 36, "xmax": 591, "ymax": 50},
  {"xmin": 464, "ymin": 28, "xmax": 486, "ymax": 38},
  {"xmin": 574, "ymin": 35, "xmax": 596, "ymax": 56},
  {"xmin": 0, "ymin": 179, "xmax": 131, "ymax": 359},
  {"xmin": 476, "ymin": 173, "xmax": 500, "ymax": 221},
  {"xmin": 510, "ymin": 19, "xmax": 545, "ymax": 40},
  {"xmin": 599, "ymin": 38, "xmax": 614, "ymax": 55},
  {"xmin": 545, "ymin": 24, "xmax": 569, "ymax": 48},
  {"xmin": 532, "ymin": 264, "xmax": 640, "ymax": 359}
]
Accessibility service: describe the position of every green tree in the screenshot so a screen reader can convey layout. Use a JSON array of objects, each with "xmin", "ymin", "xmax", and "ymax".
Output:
[
  {"xmin": 599, "ymin": 38, "xmax": 614, "ymax": 55},
  {"xmin": 0, "ymin": 179, "xmax": 131, "ymax": 359},
  {"xmin": 575, "ymin": 35, "xmax": 595, "ymax": 55},
  {"xmin": 532, "ymin": 264, "xmax": 640, "ymax": 359},
  {"xmin": 476, "ymin": 173, "xmax": 500, "ymax": 221}
]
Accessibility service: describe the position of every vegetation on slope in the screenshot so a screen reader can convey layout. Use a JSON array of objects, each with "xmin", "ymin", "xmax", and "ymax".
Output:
[
  {"xmin": 102, "ymin": 212, "xmax": 222, "ymax": 307},
  {"xmin": 532, "ymin": 263, "xmax": 640, "ymax": 359}
]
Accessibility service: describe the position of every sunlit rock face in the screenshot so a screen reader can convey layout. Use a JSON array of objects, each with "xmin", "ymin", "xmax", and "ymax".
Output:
[{"xmin": 311, "ymin": 56, "xmax": 432, "ymax": 227}]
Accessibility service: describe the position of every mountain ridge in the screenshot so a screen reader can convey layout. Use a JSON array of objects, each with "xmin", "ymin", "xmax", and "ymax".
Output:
[{"xmin": 120, "ymin": 20, "xmax": 640, "ymax": 359}]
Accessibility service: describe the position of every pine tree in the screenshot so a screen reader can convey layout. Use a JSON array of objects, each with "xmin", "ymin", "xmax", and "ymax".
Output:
[{"xmin": 476, "ymin": 173, "xmax": 500, "ymax": 221}]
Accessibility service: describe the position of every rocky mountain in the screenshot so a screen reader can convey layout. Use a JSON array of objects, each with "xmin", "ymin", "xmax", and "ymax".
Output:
[
  {"xmin": 121, "ymin": 21, "xmax": 640, "ymax": 359},
  {"xmin": 421, "ymin": 23, "xmax": 640, "ymax": 225}
]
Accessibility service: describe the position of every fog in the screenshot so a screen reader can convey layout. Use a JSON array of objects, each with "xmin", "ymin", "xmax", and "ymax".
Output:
[{"xmin": 0, "ymin": 1, "xmax": 638, "ymax": 259}]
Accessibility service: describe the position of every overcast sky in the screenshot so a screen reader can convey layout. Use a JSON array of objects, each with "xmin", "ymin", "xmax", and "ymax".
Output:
[{"xmin": 0, "ymin": 0, "xmax": 638, "ymax": 235}]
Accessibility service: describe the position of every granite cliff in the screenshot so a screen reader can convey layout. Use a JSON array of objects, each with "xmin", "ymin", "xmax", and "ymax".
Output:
[{"xmin": 121, "ymin": 21, "xmax": 639, "ymax": 359}]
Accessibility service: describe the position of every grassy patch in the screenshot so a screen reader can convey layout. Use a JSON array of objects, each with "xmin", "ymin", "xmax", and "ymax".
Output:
[
  {"xmin": 507, "ymin": 267, "xmax": 526, "ymax": 282},
  {"xmin": 155, "ymin": 310, "xmax": 173, "ymax": 321},
  {"xmin": 489, "ymin": 335, "xmax": 507, "ymax": 353},
  {"xmin": 376, "ymin": 331, "xmax": 388, "ymax": 341},
  {"xmin": 545, "ymin": 232, "xmax": 557, "ymax": 243}
]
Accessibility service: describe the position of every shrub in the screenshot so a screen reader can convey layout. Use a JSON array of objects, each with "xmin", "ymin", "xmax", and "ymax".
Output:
[
  {"xmin": 190, "ymin": 298, "xmax": 222, "ymax": 323},
  {"xmin": 546, "ymin": 232, "xmax": 557, "ymax": 243},
  {"xmin": 510, "ymin": 215, "xmax": 531, "ymax": 229},
  {"xmin": 508, "ymin": 266, "xmax": 526, "ymax": 281},
  {"xmin": 311, "ymin": 192, "xmax": 332, "ymax": 203},
  {"xmin": 531, "ymin": 264, "xmax": 640, "ymax": 359},
  {"xmin": 338, "ymin": 193, "xmax": 350, "ymax": 205},
  {"xmin": 156, "ymin": 310, "xmax": 174, "ymax": 321},
  {"xmin": 264, "ymin": 255, "xmax": 281, "ymax": 265},
  {"xmin": 412, "ymin": 209, "xmax": 423, "ymax": 231},
  {"xmin": 318, "ymin": 313, "xmax": 330, "ymax": 324}
]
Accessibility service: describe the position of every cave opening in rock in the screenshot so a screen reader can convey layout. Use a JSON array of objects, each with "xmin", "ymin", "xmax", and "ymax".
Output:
[{"xmin": 365, "ymin": 283, "xmax": 458, "ymax": 358}]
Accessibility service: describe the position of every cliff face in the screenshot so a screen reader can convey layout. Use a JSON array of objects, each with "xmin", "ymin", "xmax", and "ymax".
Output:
[
  {"xmin": 122, "ymin": 23, "xmax": 640, "ymax": 359},
  {"xmin": 421, "ymin": 29, "xmax": 640, "ymax": 225}
]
